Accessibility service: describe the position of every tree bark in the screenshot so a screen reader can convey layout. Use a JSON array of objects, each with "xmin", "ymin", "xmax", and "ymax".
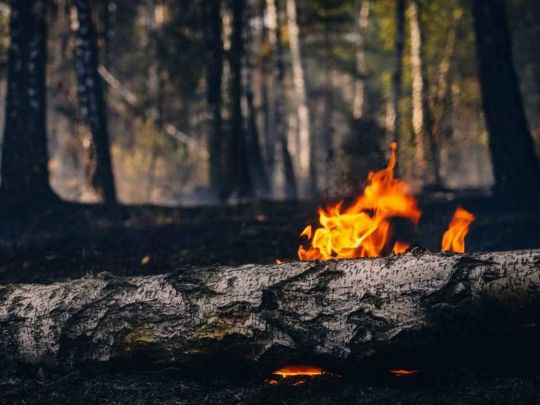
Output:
[
  {"xmin": 472, "ymin": 0, "xmax": 540, "ymax": 202},
  {"xmin": 1, "ymin": 250, "xmax": 539, "ymax": 371},
  {"xmin": 204, "ymin": 0, "xmax": 225, "ymax": 201},
  {"xmin": 1, "ymin": 0, "xmax": 56, "ymax": 203},
  {"xmin": 74, "ymin": 0, "xmax": 117, "ymax": 203}
]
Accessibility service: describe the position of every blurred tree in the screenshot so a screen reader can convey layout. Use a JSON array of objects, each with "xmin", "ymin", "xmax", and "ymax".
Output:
[
  {"xmin": 286, "ymin": 0, "xmax": 315, "ymax": 197},
  {"xmin": 389, "ymin": 0, "xmax": 405, "ymax": 140},
  {"xmin": 244, "ymin": 0, "xmax": 271, "ymax": 197},
  {"xmin": 204, "ymin": 0, "xmax": 224, "ymax": 201},
  {"xmin": 74, "ymin": 0, "xmax": 117, "ymax": 202},
  {"xmin": 227, "ymin": 0, "xmax": 253, "ymax": 198},
  {"xmin": 408, "ymin": 0, "xmax": 439, "ymax": 185},
  {"xmin": 472, "ymin": 0, "xmax": 540, "ymax": 200},
  {"xmin": 353, "ymin": 0, "xmax": 370, "ymax": 119},
  {"xmin": 267, "ymin": 0, "xmax": 297, "ymax": 199},
  {"xmin": 1, "ymin": 0, "xmax": 56, "ymax": 203}
]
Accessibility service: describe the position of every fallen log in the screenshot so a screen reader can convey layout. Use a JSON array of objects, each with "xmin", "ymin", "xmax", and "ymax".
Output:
[{"xmin": 0, "ymin": 250, "xmax": 539, "ymax": 371}]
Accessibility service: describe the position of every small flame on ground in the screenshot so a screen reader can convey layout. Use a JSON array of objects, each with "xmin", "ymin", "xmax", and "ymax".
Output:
[
  {"xmin": 441, "ymin": 206, "xmax": 475, "ymax": 253},
  {"xmin": 275, "ymin": 258, "xmax": 283, "ymax": 265},
  {"xmin": 298, "ymin": 143, "xmax": 421, "ymax": 261},
  {"xmin": 389, "ymin": 369, "xmax": 419, "ymax": 377}
]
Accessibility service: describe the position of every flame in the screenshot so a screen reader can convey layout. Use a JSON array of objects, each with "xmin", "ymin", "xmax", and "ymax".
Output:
[
  {"xmin": 272, "ymin": 366, "xmax": 324, "ymax": 378},
  {"xmin": 441, "ymin": 207, "xmax": 475, "ymax": 253},
  {"xmin": 389, "ymin": 369, "xmax": 419, "ymax": 377},
  {"xmin": 392, "ymin": 241, "xmax": 410, "ymax": 254},
  {"xmin": 298, "ymin": 143, "xmax": 421, "ymax": 261}
]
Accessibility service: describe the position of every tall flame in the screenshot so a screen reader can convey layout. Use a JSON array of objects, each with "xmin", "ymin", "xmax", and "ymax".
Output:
[
  {"xmin": 298, "ymin": 142, "xmax": 421, "ymax": 261},
  {"xmin": 441, "ymin": 206, "xmax": 475, "ymax": 253}
]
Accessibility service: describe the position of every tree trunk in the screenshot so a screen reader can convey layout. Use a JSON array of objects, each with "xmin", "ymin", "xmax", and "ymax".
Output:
[
  {"xmin": 244, "ymin": 1, "xmax": 271, "ymax": 197},
  {"xmin": 227, "ymin": 0, "xmax": 252, "ymax": 199},
  {"xmin": 472, "ymin": 0, "xmax": 540, "ymax": 201},
  {"xmin": 353, "ymin": 0, "xmax": 370, "ymax": 120},
  {"xmin": 1, "ymin": 250, "xmax": 539, "ymax": 371},
  {"xmin": 204, "ymin": 0, "xmax": 225, "ymax": 201},
  {"xmin": 388, "ymin": 0, "xmax": 405, "ymax": 140},
  {"xmin": 267, "ymin": 0, "xmax": 297, "ymax": 199},
  {"xmin": 408, "ymin": 0, "xmax": 439, "ymax": 185},
  {"xmin": 74, "ymin": 0, "xmax": 117, "ymax": 203},
  {"xmin": 286, "ymin": 0, "xmax": 315, "ymax": 198},
  {"xmin": 145, "ymin": 0, "xmax": 165, "ymax": 203},
  {"xmin": 1, "ymin": 0, "xmax": 56, "ymax": 203}
]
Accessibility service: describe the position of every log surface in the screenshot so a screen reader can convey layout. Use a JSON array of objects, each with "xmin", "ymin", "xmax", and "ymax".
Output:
[{"xmin": 0, "ymin": 250, "xmax": 539, "ymax": 368}]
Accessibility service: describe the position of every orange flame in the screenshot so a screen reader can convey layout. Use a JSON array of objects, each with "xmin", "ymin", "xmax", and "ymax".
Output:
[
  {"xmin": 389, "ymin": 369, "xmax": 419, "ymax": 377},
  {"xmin": 441, "ymin": 207, "xmax": 475, "ymax": 253},
  {"xmin": 298, "ymin": 143, "xmax": 421, "ymax": 261}
]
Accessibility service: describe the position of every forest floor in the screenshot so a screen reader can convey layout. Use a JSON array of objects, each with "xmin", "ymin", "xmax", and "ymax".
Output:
[{"xmin": 1, "ymin": 192, "xmax": 540, "ymax": 403}]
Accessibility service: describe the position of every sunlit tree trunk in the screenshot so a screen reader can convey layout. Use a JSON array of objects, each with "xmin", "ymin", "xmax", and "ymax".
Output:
[
  {"xmin": 74, "ymin": 0, "xmax": 117, "ymax": 203},
  {"xmin": 267, "ymin": 0, "xmax": 297, "ymax": 199},
  {"xmin": 227, "ymin": 0, "xmax": 252, "ymax": 199},
  {"xmin": 472, "ymin": 0, "xmax": 540, "ymax": 201},
  {"xmin": 408, "ymin": 0, "xmax": 437, "ymax": 184},
  {"xmin": 388, "ymin": 0, "xmax": 405, "ymax": 140},
  {"xmin": 353, "ymin": 0, "xmax": 370, "ymax": 119},
  {"xmin": 286, "ymin": 0, "xmax": 315, "ymax": 197},
  {"xmin": 204, "ymin": 0, "xmax": 225, "ymax": 201},
  {"xmin": 1, "ymin": 0, "xmax": 56, "ymax": 203}
]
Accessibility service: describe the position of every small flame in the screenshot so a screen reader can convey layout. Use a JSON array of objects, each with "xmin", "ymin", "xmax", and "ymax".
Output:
[
  {"xmin": 275, "ymin": 258, "xmax": 283, "ymax": 265},
  {"xmin": 298, "ymin": 143, "xmax": 421, "ymax": 261},
  {"xmin": 441, "ymin": 207, "xmax": 475, "ymax": 253},
  {"xmin": 389, "ymin": 369, "xmax": 419, "ymax": 377},
  {"xmin": 392, "ymin": 241, "xmax": 410, "ymax": 254}
]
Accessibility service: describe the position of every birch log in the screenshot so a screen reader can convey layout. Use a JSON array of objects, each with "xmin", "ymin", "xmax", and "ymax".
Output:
[{"xmin": 0, "ymin": 250, "xmax": 539, "ymax": 370}]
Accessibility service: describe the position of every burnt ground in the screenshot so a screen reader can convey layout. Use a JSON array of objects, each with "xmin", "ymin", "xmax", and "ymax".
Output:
[{"xmin": 1, "ymin": 192, "xmax": 540, "ymax": 403}]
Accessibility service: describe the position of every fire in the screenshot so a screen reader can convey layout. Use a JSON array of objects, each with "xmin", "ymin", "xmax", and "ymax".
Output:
[
  {"xmin": 389, "ymin": 369, "xmax": 419, "ymax": 377},
  {"xmin": 441, "ymin": 207, "xmax": 475, "ymax": 253},
  {"xmin": 298, "ymin": 142, "xmax": 421, "ymax": 261}
]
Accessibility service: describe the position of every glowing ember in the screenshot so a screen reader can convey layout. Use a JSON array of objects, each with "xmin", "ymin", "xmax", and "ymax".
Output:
[
  {"xmin": 272, "ymin": 366, "xmax": 324, "ymax": 378},
  {"xmin": 389, "ymin": 369, "xmax": 419, "ymax": 377},
  {"xmin": 298, "ymin": 143, "xmax": 421, "ymax": 261},
  {"xmin": 275, "ymin": 258, "xmax": 283, "ymax": 265},
  {"xmin": 441, "ymin": 206, "xmax": 475, "ymax": 253}
]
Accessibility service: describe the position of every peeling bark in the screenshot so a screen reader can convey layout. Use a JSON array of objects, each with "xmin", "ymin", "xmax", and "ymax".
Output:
[{"xmin": 0, "ymin": 250, "xmax": 539, "ymax": 371}]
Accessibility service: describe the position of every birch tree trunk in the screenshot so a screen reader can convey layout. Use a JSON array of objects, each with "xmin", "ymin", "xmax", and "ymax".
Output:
[
  {"xmin": 353, "ymin": 0, "xmax": 370, "ymax": 120},
  {"xmin": 286, "ymin": 0, "xmax": 315, "ymax": 198},
  {"xmin": 74, "ymin": 0, "xmax": 117, "ymax": 203},
  {"xmin": 1, "ymin": 0, "xmax": 56, "ymax": 203},
  {"xmin": 0, "ymin": 250, "xmax": 538, "ymax": 371},
  {"xmin": 267, "ymin": 0, "xmax": 297, "ymax": 199},
  {"xmin": 408, "ymin": 0, "xmax": 434, "ymax": 183}
]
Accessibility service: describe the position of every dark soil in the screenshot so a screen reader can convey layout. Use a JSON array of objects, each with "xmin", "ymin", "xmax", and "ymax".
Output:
[{"xmin": 1, "ymin": 192, "xmax": 540, "ymax": 404}]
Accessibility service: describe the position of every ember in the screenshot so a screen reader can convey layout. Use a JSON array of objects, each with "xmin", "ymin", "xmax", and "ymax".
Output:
[
  {"xmin": 298, "ymin": 142, "xmax": 421, "ymax": 261},
  {"xmin": 266, "ymin": 366, "xmax": 337, "ymax": 386},
  {"xmin": 389, "ymin": 369, "xmax": 419, "ymax": 377}
]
